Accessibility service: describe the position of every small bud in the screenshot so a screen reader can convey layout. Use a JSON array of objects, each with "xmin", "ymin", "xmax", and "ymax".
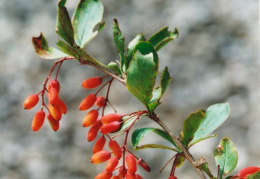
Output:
[
  {"xmin": 92, "ymin": 136, "xmax": 106, "ymax": 154},
  {"xmin": 94, "ymin": 171, "xmax": 112, "ymax": 179},
  {"xmin": 95, "ymin": 96, "xmax": 106, "ymax": 107},
  {"xmin": 82, "ymin": 109, "xmax": 99, "ymax": 127},
  {"xmin": 82, "ymin": 77, "xmax": 102, "ymax": 89},
  {"xmin": 24, "ymin": 94, "xmax": 39, "ymax": 110},
  {"xmin": 108, "ymin": 140, "xmax": 122, "ymax": 159},
  {"xmin": 91, "ymin": 150, "xmax": 111, "ymax": 164},
  {"xmin": 32, "ymin": 110, "xmax": 45, "ymax": 131},
  {"xmin": 47, "ymin": 79, "xmax": 60, "ymax": 92},
  {"xmin": 100, "ymin": 121, "xmax": 121, "ymax": 134},
  {"xmin": 79, "ymin": 94, "xmax": 96, "ymax": 111},
  {"xmin": 101, "ymin": 113, "xmax": 122, "ymax": 124},
  {"xmin": 137, "ymin": 158, "xmax": 150, "ymax": 172},
  {"xmin": 105, "ymin": 157, "xmax": 119, "ymax": 173},
  {"xmin": 47, "ymin": 113, "xmax": 59, "ymax": 131},
  {"xmin": 126, "ymin": 153, "xmax": 137, "ymax": 173}
]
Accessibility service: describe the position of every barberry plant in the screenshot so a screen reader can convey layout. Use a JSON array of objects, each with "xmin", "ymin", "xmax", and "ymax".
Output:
[{"xmin": 24, "ymin": 0, "xmax": 259, "ymax": 179}]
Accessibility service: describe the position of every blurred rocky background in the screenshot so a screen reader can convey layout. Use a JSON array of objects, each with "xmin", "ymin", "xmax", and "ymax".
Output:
[{"xmin": 0, "ymin": 0, "xmax": 259, "ymax": 178}]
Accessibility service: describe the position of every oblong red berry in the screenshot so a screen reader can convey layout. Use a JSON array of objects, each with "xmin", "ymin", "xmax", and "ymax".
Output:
[
  {"xmin": 48, "ymin": 87, "xmax": 59, "ymax": 106},
  {"xmin": 118, "ymin": 167, "xmax": 127, "ymax": 179},
  {"xmin": 94, "ymin": 171, "xmax": 112, "ymax": 179},
  {"xmin": 82, "ymin": 109, "xmax": 99, "ymax": 127},
  {"xmin": 125, "ymin": 172, "xmax": 136, "ymax": 179},
  {"xmin": 105, "ymin": 157, "xmax": 119, "ymax": 173},
  {"xmin": 24, "ymin": 94, "xmax": 39, "ymax": 110},
  {"xmin": 79, "ymin": 94, "xmax": 96, "ymax": 111},
  {"xmin": 32, "ymin": 110, "xmax": 45, "ymax": 132},
  {"xmin": 111, "ymin": 176, "xmax": 120, "ymax": 179},
  {"xmin": 137, "ymin": 158, "xmax": 150, "ymax": 172},
  {"xmin": 101, "ymin": 113, "xmax": 122, "ymax": 124},
  {"xmin": 126, "ymin": 154, "xmax": 137, "ymax": 173},
  {"xmin": 58, "ymin": 99, "xmax": 67, "ymax": 114},
  {"xmin": 91, "ymin": 150, "xmax": 111, "ymax": 164},
  {"xmin": 47, "ymin": 113, "xmax": 59, "ymax": 131},
  {"xmin": 168, "ymin": 176, "xmax": 178, "ymax": 179},
  {"xmin": 82, "ymin": 77, "xmax": 102, "ymax": 89},
  {"xmin": 92, "ymin": 136, "xmax": 106, "ymax": 154},
  {"xmin": 87, "ymin": 120, "xmax": 102, "ymax": 142},
  {"xmin": 100, "ymin": 121, "xmax": 121, "ymax": 134},
  {"xmin": 95, "ymin": 96, "xmax": 106, "ymax": 107},
  {"xmin": 47, "ymin": 79, "xmax": 60, "ymax": 92},
  {"xmin": 108, "ymin": 140, "xmax": 122, "ymax": 159},
  {"xmin": 135, "ymin": 174, "xmax": 144, "ymax": 179},
  {"xmin": 238, "ymin": 166, "xmax": 260, "ymax": 178},
  {"xmin": 49, "ymin": 104, "xmax": 62, "ymax": 120}
]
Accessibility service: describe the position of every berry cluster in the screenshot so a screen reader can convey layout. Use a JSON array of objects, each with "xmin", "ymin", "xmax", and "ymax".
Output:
[
  {"xmin": 79, "ymin": 76, "xmax": 151, "ymax": 179},
  {"xmin": 23, "ymin": 58, "xmax": 69, "ymax": 132}
]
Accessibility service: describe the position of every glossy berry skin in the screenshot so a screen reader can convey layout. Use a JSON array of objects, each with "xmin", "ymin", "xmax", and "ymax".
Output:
[
  {"xmin": 23, "ymin": 94, "xmax": 39, "ymax": 110},
  {"xmin": 87, "ymin": 120, "xmax": 102, "ymax": 142},
  {"xmin": 95, "ymin": 96, "xmax": 106, "ymax": 107},
  {"xmin": 137, "ymin": 158, "xmax": 150, "ymax": 172},
  {"xmin": 238, "ymin": 166, "xmax": 260, "ymax": 178},
  {"xmin": 47, "ymin": 79, "xmax": 60, "ymax": 92},
  {"xmin": 58, "ymin": 99, "xmax": 67, "ymax": 114},
  {"xmin": 135, "ymin": 174, "xmax": 144, "ymax": 179},
  {"xmin": 92, "ymin": 136, "xmax": 106, "ymax": 154},
  {"xmin": 82, "ymin": 109, "xmax": 99, "ymax": 127},
  {"xmin": 49, "ymin": 104, "xmax": 62, "ymax": 120},
  {"xmin": 79, "ymin": 94, "xmax": 96, "ymax": 111},
  {"xmin": 105, "ymin": 157, "xmax": 119, "ymax": 173},
  {"xmin": 48, "ymin": 87, "xmax": 59, "ymax": 106},
  {"xmin": 100, "ymin": 121, "xmax": 121, "ymax": 134},
  {"xmin": 126, "ymin": 153, "xmax": 137, "ymax": 173},
  {"xmin": 168, "ymin": 176, "xmax": 178, "ymax": 179},
  {"xmin": 101, "ymin": 113, "xmax": 122, "ymax": 124},
  {"xmin": 125, "ymin": 172, "xmax": 136, "ymax": 179},
  {"xmin": 91, "ymin": 150, "xmax": 111, "ymax": 164},
  {"xmin": 108, "ymin": 140, "xmax": 122, "ymax": 159},
  {"xmin": 32, "ymin": 110, "xmax": 45, "ymax": 132},
  {"xmin": 47, "ymin": 113, "xmax": 59, "ymax": 131},
  {"xmin": 95, "ymin": 171, "xmax": 112, "ymax": 179},
  {"xmin": 82, "ymin": 77, "xmax": 102, "ymax": 89}
]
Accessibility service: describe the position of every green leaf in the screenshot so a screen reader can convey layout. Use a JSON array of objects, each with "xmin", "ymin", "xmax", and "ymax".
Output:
[
  {"xmin": 72, "ymin": 0, "xmax": 103, "ymax": 48},
  {"xmin": 98, "ymin": 21, "xmax": 106, "ymax": 32},
  {"xmin": 197, "ymin": 162, "xmax": 214, "ymax": 178},
  {"xmin": 131, "ymin": 128, "xmax": 179, "ymax": 150},
  {"xmin": 56, "ymin": 40, "xmax": 78, "ymax": 57},
  {"xmin": 32, "ymin": 33, "xmax": 68, "ymax": 59},
  {"xmin": 214, "ymin": 137, "xmax": 238, "ymax": 179},
  {"xmin": 134, "ymin": 144, "xmax": 179, "ymax": 152},
  {"xmin": 113, "ymin": 19, "xmax": 125, "ymax": 71},
  {"xmin": 192, "ymin": 103, "xmax": 230, "ymax": 143},
  {"xmin": 56, "ymin": 0, "xmax": 75, "ymax": 47},
  {"xmin": 125, "ymin": 33, "xmax": 145, "ymax": 71},
  {"xmin": 107, "ymin": 62, "xmax": 122, "ymax": 77},
  {"xmin": 181, "ymin": 110, "xmax": 206, "ymax": 147},
  {"xmin": 148, "ymin": 27, "xmax": 179, "ymax": 51},
  {"xmin": 148, "ymin": 66, "xmax": 172, "ymax": 112},
  {"xmin": 246, "ymin": 171, "xmax": 260, "ymax": 179},
  {"xmin": 126, "ymin": 42, "xmax": 158, "ymax": 111},
  {"xmin": 176, "ymin": 155, "xmax": 185, "ymax": 168},
  {"xmin": 188, "ymin": 135, "xmax": 217, "ymax": 148},
  {"xmin": 116, "ymin": 115, "xmax": 139, "ymax": 134}
]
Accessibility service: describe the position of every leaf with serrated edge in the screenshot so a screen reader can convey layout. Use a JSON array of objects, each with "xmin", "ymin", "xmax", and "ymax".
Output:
[
  {"xmin": 214, "ymin": 137, "xmax": 238, "ymax": 178},
  {"xmin": 192, "ymin": 103, "xmax": 230, "ymax": 143},
  {"xmin": 72, "ymin": 0, "xmax": 103, "ymax": 48},
  {"xmin": 32, "ymin": 33, "xmax": 68, "ymax": 59},
  {"xmin": 126, "ymin": 42, "xmax": 158, "ymax": 110},
  {"xmin": 56, "ymin": 0, "xmax": 75, "ymax": 46}
]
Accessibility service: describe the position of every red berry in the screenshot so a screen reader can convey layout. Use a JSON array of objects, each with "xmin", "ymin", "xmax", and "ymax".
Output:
[
  {"xmin": 111, "ymin": 176, "xmax": 120, "ymax": 179},
  {"xmin": 238, "ymin": 166, "xmax": 260, "ymax": 178},
  {"xmin": 118, "ymin": 167, "xmax": 127, "ymax": 179},
  {"xmin": 82, "ymin": 77, "xmax": 102, "ymax": 89},
  {"xmin": 48, "ymin": 87, "xmax": 59, "ymax": 106},
  {"xmin": 49, "ymin": 104, "xmax": 62, "ymax": 120},
  {"xmin": 105, "ymin": 157, "xmax": 119, "ymax": 173},
  {"xmin": 47, "ymin": 79, "xmax": 60, "ymax": 92},
  {"xmin": 100, "ymin": 121, "xmax": 121, "ymax": 134},
  {"xmin": 125, "ymin": 172, "xmax": 136, "ymax": 179},
  {"xmin": 58, "ymin": 99, "xmax": 67, "ymax": 114},
  {"xmin": 108, "ymin": 140, "xmax": 122, "ymax": 159},
  {"xmin": 95, "ymin": 96, "xmax": 106, "ymax": 107},
  {"xmin": 101, "ymin": 113, "xmax": 122, "ymax": 124},
  {"xmin": 87, "ymin": 120, "xmax": 102, "ymax": 142},
  {"xmin": 24, "ymin": 94, "xmax": 39, "ymax": 110},
  {"xmin": 168, "ymin": 176, "xmax": 178, "ymax": 179},
  {"xmin": 91, "ymin": 150, "xmax": 111, "ymax": 164},
  {"xmin": 79, "ymin": 94, "xmax": 96, "ymax": 111},
  {"xmin": 31, "ymin": 110, "xmax": 45, "ymax": 131},
  {"xmin": 47, "ymin": 113, "xmax": 59, "ymax": 131},
  {"xmin": 92, "ymin": 136, "xmax": 106, "ymax": 154},
  {"xmin": 135, "ymin": 174, "xmax": 143, "ymax": 179},
  {"xmin": 94, "ymin": 171, "xmax": 112, "ymax": 179},
  {"xmin": 137, "ymin": 158, "xmax": 150, "ymax": 172},
  {"xmin": 126, "ymin": 153, "xmax": 137, "ymax": 173},
  {"xmin": 82, "ymin": 109, "xmax": 99, "ymax": 127}
]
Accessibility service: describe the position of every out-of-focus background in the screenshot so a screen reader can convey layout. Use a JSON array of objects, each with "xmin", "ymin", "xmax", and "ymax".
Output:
[{"xmin": 0, "ymin": 0, "xmax": 259, "ymax": 178}]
